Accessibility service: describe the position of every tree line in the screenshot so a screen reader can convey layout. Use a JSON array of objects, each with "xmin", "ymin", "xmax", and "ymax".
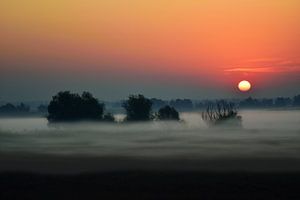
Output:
[
  {"xmin": 0, "ymin": 103, "xmax": 30, "ymax": 116},
  {"xmin": 196, "ymin": 95, "xmax": 300, "ymax": 109},
  {"xmin": 1, "ymin": 93, "xmax": 300, "ymax": 118},
  {"xmin": 237, "ymin": 96, "xmax": 300, "ymax": 108},
  {"xmin": 47, "ymin": 91, "xmax": 180, "ymax": 122}
]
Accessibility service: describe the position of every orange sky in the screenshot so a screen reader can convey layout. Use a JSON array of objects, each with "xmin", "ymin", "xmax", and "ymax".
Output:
[{"xmin": 0, "ymin": 0, "xmax": 300, "ymax": 100}]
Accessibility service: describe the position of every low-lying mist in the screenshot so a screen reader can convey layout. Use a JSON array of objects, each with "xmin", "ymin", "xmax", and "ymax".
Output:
[{"xmin": 0, "ymin": 110, "xmax": 300, "ymax": 172}]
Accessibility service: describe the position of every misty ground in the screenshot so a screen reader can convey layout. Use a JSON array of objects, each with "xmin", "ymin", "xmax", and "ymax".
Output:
[{"xmin": 0, "ymin": 110, "xmax": 300, "ymax": 199}]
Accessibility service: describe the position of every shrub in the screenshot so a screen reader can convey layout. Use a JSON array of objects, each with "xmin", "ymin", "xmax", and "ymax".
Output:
[
  {"xmin": 122, "ymin": 94, "xmax": 153, "ymax": 121},
  {"xmin": 157, "ymin": 105, "xmax": 180, "ymax": 121},
  {"xmin": 202, "ymin": 100, "xmax": 241, "ymax": 127},
  {"xmin": 47, "ymin": 91, "xmax": 104, "ymax": 122}
]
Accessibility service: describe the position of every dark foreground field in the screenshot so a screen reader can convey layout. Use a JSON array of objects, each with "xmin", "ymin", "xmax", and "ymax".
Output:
[
  {"xmin": 1, "ymin": 171, "xmax": 300, "ymax": 200},
  {"xmin": 1, "ymin": 153, "xmax": 300, "ymax": 200}
]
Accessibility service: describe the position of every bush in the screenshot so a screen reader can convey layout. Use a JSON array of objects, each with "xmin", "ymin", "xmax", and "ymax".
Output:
[
  {"xmin": 47, "ymin": 91, "xmax": 104, "ymax": 122},
  {"xmin": 122, "ymin": 94, "xmax": 153, "ymax": 121},
  {"xmin": 157, "ymin": 105, "xmax": 180, "ymax": 121},
  {"xmin": 202, "ymin": 100, "xmax": 241, "ymax": 127}
]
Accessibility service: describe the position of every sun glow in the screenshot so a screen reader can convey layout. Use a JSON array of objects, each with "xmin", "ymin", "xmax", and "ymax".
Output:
[{"xmin": 238, "ymin": 80, "xmax": 251, "ymax": 92}]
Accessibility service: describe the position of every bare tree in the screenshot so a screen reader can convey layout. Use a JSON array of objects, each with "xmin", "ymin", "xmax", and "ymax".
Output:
[{"xmin": 202, "ymin": 100, "xmax": 241, "ymax": 127}]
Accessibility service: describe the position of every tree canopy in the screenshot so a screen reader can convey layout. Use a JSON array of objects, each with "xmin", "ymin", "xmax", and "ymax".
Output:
[
  {"xmin": 122, "ymin": 94, "xmax": 153, "ymax": 121},
  {"xmin": 47, "ymin": 91, "xmax": 105, "ymax": 122},
  {"xmin": 157, "ymin": 105, "xmax": 180, "ymax": 121}
]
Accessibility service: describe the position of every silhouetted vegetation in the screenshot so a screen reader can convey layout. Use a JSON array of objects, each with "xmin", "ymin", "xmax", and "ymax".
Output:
[
  {"xmin": 2, "ymin": 91, "xmax": 299, "ymax": 123},
  {"xmin": 156, "ymin": 105, "xmax": 180, "ymax": 121},
  {"xmin": 122, "ymin": 94, "xmax": 153, "ymax": 121},
  {"xmin": 239, "ymin": 96, "xmax": 294, "ymax": 108},
  {"xmin": 274, "ymin": 97, "xmax": 291, "ymax": 107},
  {"xmin": 202, "ymin": 100, "xmax": 241, "ymax": 127},
  {"xmin": 194, "ymin": 94, "xmax": 300, "ymax": 110},
  {"xmin": 293, "ymin": 95, "xmax": 300, "ymax": 106},
  {"xmin": 260, "ymin": 98, "xmax": 274, "ymax": 108},
  {"xmin": 47, "ymin": 91, "xmax": 105, "ymax": 122},
  {"xmin": 0, "ymin": 103, "xmax": 30, "ymax": 116},
  {"xmin": 239, "ymin": 97, "xmax": 261, "ymax": 108}
]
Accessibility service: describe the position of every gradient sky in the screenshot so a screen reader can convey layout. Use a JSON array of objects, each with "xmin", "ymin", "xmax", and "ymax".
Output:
[{"xmin": 0, "ymin": 0, "xmax": 300, "ymax": 101}]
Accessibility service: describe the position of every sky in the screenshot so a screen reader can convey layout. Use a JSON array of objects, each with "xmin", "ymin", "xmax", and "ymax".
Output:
[{"xmin": 0, "ymin": 0, "xmax": 300, "ymax": 101}]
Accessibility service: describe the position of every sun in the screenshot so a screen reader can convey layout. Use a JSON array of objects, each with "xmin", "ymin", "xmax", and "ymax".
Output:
[{"xmin": 238, "ymin": 80, "xmax": 251, "ymax": 92}]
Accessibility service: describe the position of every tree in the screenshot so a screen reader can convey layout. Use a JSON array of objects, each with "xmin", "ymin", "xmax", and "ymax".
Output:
[
  {"xmin": 293, "ymin": 94, "xmax": 300, "ymax": 106},
  {"xmin": 260, "ymin": 98, "xmax": 273, "ymax": 107},
  {"xmin": 0, "ymin": 103, "xmax": 17, "ymax": 113},
  {"xmin": 157, "ymin": 105, "xmax": 180, "ymax": 121},
  {"xmin": 274, "ymin": 97, "xmax": 291, "ymax": 107},
  {"xmin": 202, "ymin": 100, "xmax": 241, "ymax": 127},
  {"xmin": 16, "ymin": 103, "xmax": 30, "ymax": 112},
  {"xmin": 47, "ymin": 91, "xmax": 104, "ymax": 122},
  {"xmin": 239, "ymin": 97, "xmax": 259, "ymax": 108},
  {"xmin": 122, "ymin": 94, "xmax": 153, "ymax": 121}
]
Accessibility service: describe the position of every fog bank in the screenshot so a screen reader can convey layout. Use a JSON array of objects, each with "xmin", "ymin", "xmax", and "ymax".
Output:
[{"xmin": 0, "ymin": 110, "xmax": 299, "ymax": 173}]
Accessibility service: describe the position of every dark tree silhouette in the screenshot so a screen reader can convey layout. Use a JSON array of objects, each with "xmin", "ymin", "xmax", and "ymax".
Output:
[
  {"xmin": 16, "ymin": 103, "xmax": 30, "ymax": 112},
  {"xmin": 0, "ymin": 103, "xmax": 30, "ymax": 115},
  {"xmin": 239, "ymin": 97, "xmax": 260, "ymax": 108},
  {"xmin": 274, "ymin": 97, "xmax": 291, "ymax": 107},
  {"xmin": 157, "ymin": 105, "xmax": 180, "ymax": 121},
  {"xmin": 47, "ymin": 91, "xmax": 104, "ymax": 122},
  {"xmin": 293, "ymin": 94, "xmax": 300, "ymax": 106},
  {"xmin": 0, "ymin": 103, "xmax": 17, "ymax": 113},
  {"xmin": 122, "ymin": 94, "xmax": 152, "ymax": 121},
  {"xmin": 260, "ymin": 98, "xmax": 274, "ymax": 107},
  {"xmin": 202, "ymin": 100, "xmax": 241, "ymax": 127}
]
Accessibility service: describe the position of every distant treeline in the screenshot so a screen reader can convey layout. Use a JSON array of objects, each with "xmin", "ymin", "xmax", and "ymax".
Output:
[
  {"xmin": 0, "ymin": 103, "xmax": 47, "ymax": 116},
  {"xmin": 196, "ymin": 95, "xmax": 300, "ymax": 109},
  {"xmin": 153, "ymin": 95, "xmax": 300, "ymax": 110},
  {"xmin": 0, "ymin": 103, "xmax": 30, "ymax": 116},
  {"xmin": 0, "ymin": 94, "xmax": 299, "ymax": 117},
  {"xmin": 151, "ymin": 98, "xmax": 193, "ymax": 111},
  {"xmin": 237, "ymin": 96, "xmax": 300, "ymax": 108},
  {"xmin": 47, "ymin": 91, "xmax": 180, "ymax": 122}
]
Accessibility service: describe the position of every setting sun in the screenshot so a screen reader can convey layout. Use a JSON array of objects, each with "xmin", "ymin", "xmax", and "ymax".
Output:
[{"xmin": 238, "ymin": 80, "xmax": 251, "ymax": 92}]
